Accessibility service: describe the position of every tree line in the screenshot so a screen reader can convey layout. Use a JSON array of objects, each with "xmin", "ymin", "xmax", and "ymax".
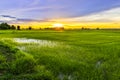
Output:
[
  {"xmin": 0, "ymin": 23, "xmax": 34, "ymax": 30},
  {"xmin": 0, "ymin": 23, "xmax": 15, "ymax": 30},
  {"xmin": 0, "ymin": 23, "xmax": 21, "ymax": 30},
  {"xmin": 0, "ymin": 22, "xmax": 101, "ymax": 30}
]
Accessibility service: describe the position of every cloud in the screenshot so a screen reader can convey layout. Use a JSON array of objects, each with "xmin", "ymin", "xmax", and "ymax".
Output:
[
  {"xmin": 0, "ymin": 15, "xmax": 17, "ymax": 22},
  {"xmin": 0, "ymin": 0, "xmax": 70, "ymax": 19},
  {"xmin": 1, "ymin": 7, "xmax": 120, "ymax": 24},
  {"xmin": 0, "ymin": 5, "xmax": 65, "ymax": 19},
  {"xmin": 57, "ymin": 7, "xmax": 120, "ymax": 22},
  {"xmin": 30, "ymin": 0, "xmax": 40, "ymax": 6},
  {"xmin": 0, "ymin": 15, "xmax": 52, "ymax": 24},
  {"xmin": 0, "ymin": 6, "xmax": 50, "ymax": 15}
]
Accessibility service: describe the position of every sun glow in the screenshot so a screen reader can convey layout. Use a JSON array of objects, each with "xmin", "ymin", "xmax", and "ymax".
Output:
[{"xmin": 53, "ymin": 23, "xmax": 64, "ymax": 28}]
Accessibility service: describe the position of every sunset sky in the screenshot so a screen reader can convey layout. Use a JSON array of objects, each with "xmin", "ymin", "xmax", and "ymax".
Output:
[{"xmin": 0, "ymin": 0, "xmax": 120, "ymax": 29}]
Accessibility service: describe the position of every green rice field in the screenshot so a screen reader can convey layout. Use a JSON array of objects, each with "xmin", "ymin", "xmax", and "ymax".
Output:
[{"xmin": 0, "ymin": 30, "xmax": 120, "ymax": 80}]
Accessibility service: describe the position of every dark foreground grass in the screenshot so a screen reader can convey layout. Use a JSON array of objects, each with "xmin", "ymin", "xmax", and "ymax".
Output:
[
  {"xmin": 0, "ymin": 41, "xmax": 55, "ymax": 80},
  {"xmin": 0, "ymin": 30, "xmax": 120, "ymax": 80}
]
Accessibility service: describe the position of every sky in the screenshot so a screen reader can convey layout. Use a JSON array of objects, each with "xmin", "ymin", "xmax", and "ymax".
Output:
[{"xmin": 0, "ymin": 0, "xmax": 120, "ymax": 28}]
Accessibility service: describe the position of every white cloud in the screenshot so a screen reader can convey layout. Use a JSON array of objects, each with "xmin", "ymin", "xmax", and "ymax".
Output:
[
  {"xmin": 59, "ymin": 7, "xmax": 120, "ymax": 22},
  {"xmin": 0, "ymin": 15, "xmax": 17, "ymax": 22},
  {"xmin": 0, "ymin": 5, "xmax": 63, "ymax": 18}
]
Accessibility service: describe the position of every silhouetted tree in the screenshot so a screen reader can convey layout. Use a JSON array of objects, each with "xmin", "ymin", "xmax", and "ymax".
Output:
[
  {"xmin": 10, "ymin": 25, "xmax": 16, "ymax": 30},
  {"xmin": 81, "ymin": 27, "xmax": 84, "ymax": 30},
  {"xmin": 28, "ymin": 26, "xmax": 32, "ymax": 30},
  {"xmin": 96, "ymin": 27, "xmax": 100, "ymax": 30},
  {"xmin": 0, "ymin": 23, "xmax": 11, "ymax": 30},
  {"xmin": 17, "ymin": 26, "xmax": 20, "ymax": 30}
]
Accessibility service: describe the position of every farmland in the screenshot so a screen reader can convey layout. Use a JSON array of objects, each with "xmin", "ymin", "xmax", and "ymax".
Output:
[{"xmin": 0, "ymin": 30, "xmax": 120, "ymax": 80}]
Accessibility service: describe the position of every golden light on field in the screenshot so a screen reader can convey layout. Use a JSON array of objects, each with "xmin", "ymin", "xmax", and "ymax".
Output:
[
  {"xmin": 12, "ymin": 21, "xmax": 120, "ymax": 29},
  {"xmin": 51, "ymin": 23, "xmax": 64, "ymax": 31},
  {"xmin": 52, "ymin": 23, "xmax": 64, "ymax": 28}
]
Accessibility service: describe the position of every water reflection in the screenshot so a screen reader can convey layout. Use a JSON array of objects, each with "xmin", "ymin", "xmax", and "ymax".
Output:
[{"xmin": 13, "ymin": 38, "xmax": 58, "ymax": 47}]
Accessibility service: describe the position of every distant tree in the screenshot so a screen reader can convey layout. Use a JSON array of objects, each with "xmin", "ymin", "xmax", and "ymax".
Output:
[
  {"xmin": 17, "ymin": 26, "xmax": 20, "ymax": 30},
  {"xmin": 0, "ymin": 23, "xmax": 11, "ymax": 30},
  {"xmin": 81, "ymin": 27, "xmax": 84, "ymax": 30},
  {"xmin": 96, "ymin": 27, "xmax": 100, "ymax": 30},
  {"xmin": 45, "ymin": 27, "xmax": 49, "ymax": 30},
  {"xmin": 28, "ymin": 26, "xmax": 32, "ymax": 30},
  {"xmin": 10, "ymin": 25, "xmax": 16, "ymax": 30}
]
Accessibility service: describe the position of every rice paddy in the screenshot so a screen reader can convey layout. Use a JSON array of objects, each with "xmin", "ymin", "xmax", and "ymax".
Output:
[{"xmin": 0, "ymin": 30, "xmax": 120, "ymax": 80}]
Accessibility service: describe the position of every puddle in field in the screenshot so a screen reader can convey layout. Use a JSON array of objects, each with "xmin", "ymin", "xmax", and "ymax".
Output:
[
  {"xmin": 96, "ymin": 61, "xmax": 102, "ymax": 68},
  {"xmin": 13, "ymin": 38, "xmax": 59, "ymax": 47},
  {"xmin": 1, "ymin": 38, "xmax": 70, "ymax": 51},
  {"xmin": 58, "ymin": 73, "xmax": 73, "ymax": 80}
]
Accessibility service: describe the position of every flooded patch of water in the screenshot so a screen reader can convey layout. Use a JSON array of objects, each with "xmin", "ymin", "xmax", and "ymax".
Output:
[
  {"xmin": 1, "ymin": 38, "xmax": 70, "ymax": 51},
  {"xmin": 17, "ymin": 46, "xmax": 26, "ymax": 51},
  {"xmin": 96, "ymin": 61, "xmax": 102, "ymax": 68},
  {"xmin": 13, "ymin": 38, "xmax": 59, "ymax": 47},
  {"xmin": 58, "ymin": 73, "xmax": 64, "ymax": 80},
  {"xmin": 58, "ymin": 73, "xmax": 73, "ymax": 80}
]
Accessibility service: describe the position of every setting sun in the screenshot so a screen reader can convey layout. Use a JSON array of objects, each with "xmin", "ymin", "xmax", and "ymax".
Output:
[{"xmin": 53, "ymin": 23, "xmax": 64, "ymax": 28}]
